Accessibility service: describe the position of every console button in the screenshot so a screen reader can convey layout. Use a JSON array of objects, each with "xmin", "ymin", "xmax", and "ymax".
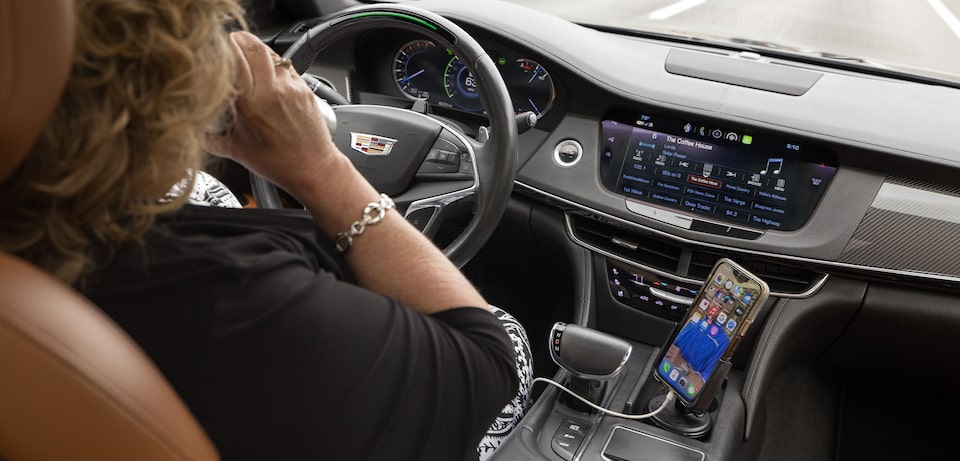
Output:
[
  {"xmin": 551, "ymin": 419, "xmax": 590, "ymax": 460},
  {"xmin": 556, "ymin": 429, "xmax": 583, "ymax": 443},
  {"xmin": 561, "ymin": 419, "xmax": 589, "ymax": 436},
  {"xmin": 611, "ymin": 285, "xmax": 631, "ymax": 303},
  {"xmin": 551, "ymin": 438, "xmax": 576, "ymax": 461}
]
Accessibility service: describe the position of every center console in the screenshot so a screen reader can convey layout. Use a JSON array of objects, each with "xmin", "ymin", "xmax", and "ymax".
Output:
[
  {"xmin": 483, "ymin": 198, "xmax": 832, "ymax": 461},
  {"xmin": 489, "ymin": 328, "xmax": 748, "ymax": 461},
  {"xmin": 488, "ymin": 101, "xmax": 842, "ymax": 460}
]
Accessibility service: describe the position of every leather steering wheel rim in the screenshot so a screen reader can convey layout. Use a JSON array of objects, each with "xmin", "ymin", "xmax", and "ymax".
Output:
[{"xmin": 250, "ymin": 4, "xmax": 518, "ymax": 268}]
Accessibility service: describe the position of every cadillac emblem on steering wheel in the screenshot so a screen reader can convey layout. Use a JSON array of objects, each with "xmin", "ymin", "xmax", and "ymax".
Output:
[{"xmin": 350, "ymin": 132, "xmax": 398, "ymax": 156}]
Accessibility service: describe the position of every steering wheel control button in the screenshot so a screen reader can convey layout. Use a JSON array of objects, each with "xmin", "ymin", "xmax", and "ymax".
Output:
[
  {"xmin": 419, "ymin": 148, "xmax": 460, "ymax": 174},
  {"xmin": 443, "ymin": 151, "xmax": 461, "ymax": 166},
  {"xmin": 405, "ymin": 207, "xmax": 437, "ymax": 232},
  {"xmin": 419, "ymin": 130, "xmax": 473, "ymax": 177},
  {"xmin": 554, "ymin": 139, "xmax": 583, "ymax": 167},
  {"xmin": 458, "ymin": 151, "xmax": 474, "ymax": 175}
]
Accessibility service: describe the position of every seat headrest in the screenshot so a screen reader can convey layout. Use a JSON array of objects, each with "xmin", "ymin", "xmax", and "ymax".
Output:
[{"xmin": 0, "ymin": 0, "xmax": 75, "ymax": 182}]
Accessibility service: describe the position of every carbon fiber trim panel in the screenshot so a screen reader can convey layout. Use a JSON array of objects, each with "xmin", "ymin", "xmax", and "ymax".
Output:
[{"xmin": 838, "ymin": 178, "xmax": 960, "ymax": 277}]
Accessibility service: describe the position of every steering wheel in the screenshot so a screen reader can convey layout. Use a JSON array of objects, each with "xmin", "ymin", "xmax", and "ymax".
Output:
[{"xmin": 250, "ymin": 4, "xmax": 518, "ymax": 268}]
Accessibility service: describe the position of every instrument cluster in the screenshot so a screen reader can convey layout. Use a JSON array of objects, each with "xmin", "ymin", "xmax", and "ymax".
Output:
[{"xmin": 390, "ymin": 38, "xmax": 556, "ymax": 116}]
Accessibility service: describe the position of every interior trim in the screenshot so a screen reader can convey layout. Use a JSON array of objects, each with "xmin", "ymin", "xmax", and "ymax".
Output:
[
  {"xmin": 601, "ymin": 426, "xmax": 706, "ymax": 461},
  {"xmin": 872, "ymin": 182, "xmax": 960, "ymax": 223},
  {"xmin": 515, "ymin": 181, "xmax": 960, "ymax": 290},
  {"xmin": 664, "ymin": 48, "xmax": 822, "ymax": 96}
]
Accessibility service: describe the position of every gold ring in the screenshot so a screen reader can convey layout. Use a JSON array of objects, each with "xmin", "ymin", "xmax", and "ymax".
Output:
[{"xmin": 274, "ymin": 57, "xmax": 292, "ymax": 69}]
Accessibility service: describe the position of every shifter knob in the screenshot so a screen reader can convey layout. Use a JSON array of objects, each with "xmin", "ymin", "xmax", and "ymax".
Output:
[{"xmin": 550, "ymin": 323, "xmax": 632, "ymax": 380}]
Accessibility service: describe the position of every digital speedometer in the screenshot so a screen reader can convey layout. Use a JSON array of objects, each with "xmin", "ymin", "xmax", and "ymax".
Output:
[{"xmin": 443, "ymin": 56, "xmax": 483, "ymax": 112}]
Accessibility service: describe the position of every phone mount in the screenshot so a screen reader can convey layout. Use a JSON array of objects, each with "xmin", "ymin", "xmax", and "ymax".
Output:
[
  {"xmin": 550, "ymin": 323, "xmax": 632, "ymax": 412},
  {"xmin": 647, "ymin": 360, "xmax": 731, "ymax": 438}
]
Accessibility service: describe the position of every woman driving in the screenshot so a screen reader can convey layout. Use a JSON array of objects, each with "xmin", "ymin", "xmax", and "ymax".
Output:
[{"xmin": 0, "ymin": 0, "xmax": 527, "ymax": 459}]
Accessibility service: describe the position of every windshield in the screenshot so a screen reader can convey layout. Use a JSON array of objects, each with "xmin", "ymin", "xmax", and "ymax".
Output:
[{"xmin": 504, "ymin": 0, "xmax": 960, "ymax": 84}]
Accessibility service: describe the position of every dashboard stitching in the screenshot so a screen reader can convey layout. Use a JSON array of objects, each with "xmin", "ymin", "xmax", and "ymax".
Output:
[{"xmin": 716, "ymin": 86, "xmax": 730, "ymax": 112}]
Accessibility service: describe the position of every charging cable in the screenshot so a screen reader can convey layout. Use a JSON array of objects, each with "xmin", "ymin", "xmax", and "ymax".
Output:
[{"xmin": 532, "ymin": 377, "xmax": 675, "ymax": 420}]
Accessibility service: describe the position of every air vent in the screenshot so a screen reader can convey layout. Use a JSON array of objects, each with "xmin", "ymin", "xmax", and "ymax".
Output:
[
  {"xmin": 568, "ymin": 213, "xmax": 825, "ymax": 296},
  {"xmin": 688, "ymin": 250, "xmax": 823, "ymax": 294},
  {"xmin": 570, "ymin": 215, "xmax": 682, "ymax": 274}
]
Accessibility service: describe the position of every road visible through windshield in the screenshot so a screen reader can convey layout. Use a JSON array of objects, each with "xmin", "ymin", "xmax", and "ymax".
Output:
[{"xmin": 505, "ymin": 0, "xmax": 960, "ymax": 82}]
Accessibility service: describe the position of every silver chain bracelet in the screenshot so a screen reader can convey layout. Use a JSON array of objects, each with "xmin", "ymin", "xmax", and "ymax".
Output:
[{"xmin": 335, "ymin": 193, "xmax": 395, "ymax": 253}]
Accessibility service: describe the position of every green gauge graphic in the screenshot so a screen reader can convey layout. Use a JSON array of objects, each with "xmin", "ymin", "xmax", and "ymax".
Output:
[{"xmin": 442, "ymin": 56, "xmax": 483, "ymax": 112}]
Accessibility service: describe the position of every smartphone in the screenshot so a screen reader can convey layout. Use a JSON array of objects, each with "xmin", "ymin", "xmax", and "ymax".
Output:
[{"xmin": 654, "ymin": 258, "xmax": 770, "ymax": 408}]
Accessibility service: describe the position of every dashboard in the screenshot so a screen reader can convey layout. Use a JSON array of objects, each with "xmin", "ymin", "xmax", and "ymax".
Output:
[
  {"xmin": 260, "ymin": 1, "xmax": 960, "ymax": 460},
  {"xmin": 317, "ymin": 1, "xmax": 960, "ymax": 286}
]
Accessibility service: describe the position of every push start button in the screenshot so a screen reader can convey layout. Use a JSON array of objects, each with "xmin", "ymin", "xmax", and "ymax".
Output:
[{"xmin": 554, "ymin": 139, "xmax": 583, "ymax": 167}]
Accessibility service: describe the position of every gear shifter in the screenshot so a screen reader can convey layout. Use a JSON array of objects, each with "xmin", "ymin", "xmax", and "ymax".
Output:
[{"xmin": 550, "ymin": 322, "xmax": 632, "ymax": 412}]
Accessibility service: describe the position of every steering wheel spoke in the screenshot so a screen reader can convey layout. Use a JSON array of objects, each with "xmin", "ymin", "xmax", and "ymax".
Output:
[{"xmin": 403, "ymin": 184, "xmax": 476, "ymax": 237}]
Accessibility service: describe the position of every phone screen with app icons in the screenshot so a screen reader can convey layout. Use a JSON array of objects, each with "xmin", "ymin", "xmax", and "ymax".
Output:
[{"xmin": 656, "ymin": 259, "xmax": 768, "ymax": 403}]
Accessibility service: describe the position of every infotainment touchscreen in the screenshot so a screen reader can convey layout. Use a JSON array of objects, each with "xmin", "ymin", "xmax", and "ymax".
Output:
[{"xmin": 599, "ymin": 108, "xmax": 837, "ymax": 231}]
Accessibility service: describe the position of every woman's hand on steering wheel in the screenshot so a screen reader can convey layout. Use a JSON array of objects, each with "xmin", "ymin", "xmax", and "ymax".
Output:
[{"xmin": 204, "ymin": 31, "xmax": 341, "ymax": 200}]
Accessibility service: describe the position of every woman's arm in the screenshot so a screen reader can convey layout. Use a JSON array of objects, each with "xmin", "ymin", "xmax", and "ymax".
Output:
[{"xmin": 205, "ymin": 32, "xmax": 486, "ymax": 315}]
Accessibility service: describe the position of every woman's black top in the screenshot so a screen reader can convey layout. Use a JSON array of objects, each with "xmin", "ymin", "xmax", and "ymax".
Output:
[{"xmin": 83, "ymin": 205, "xmax": 518, "ymax": 461}]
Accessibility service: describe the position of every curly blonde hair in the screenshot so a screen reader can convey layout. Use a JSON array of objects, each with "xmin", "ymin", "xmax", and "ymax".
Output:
[{"xmin": 0, "ymin": 0, "xmax": 245, "ymax": 283}]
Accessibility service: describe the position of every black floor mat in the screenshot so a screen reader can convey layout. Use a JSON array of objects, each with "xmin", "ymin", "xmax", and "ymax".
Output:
[{"xmin": 836, "ymin": 380, "xmax": 960, "ymax": 460}]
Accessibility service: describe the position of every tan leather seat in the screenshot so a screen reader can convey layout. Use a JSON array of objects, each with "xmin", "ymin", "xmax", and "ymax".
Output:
[{"xmin": 0, "ymin": 1, "xmax": 219, "ymax": 459}]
